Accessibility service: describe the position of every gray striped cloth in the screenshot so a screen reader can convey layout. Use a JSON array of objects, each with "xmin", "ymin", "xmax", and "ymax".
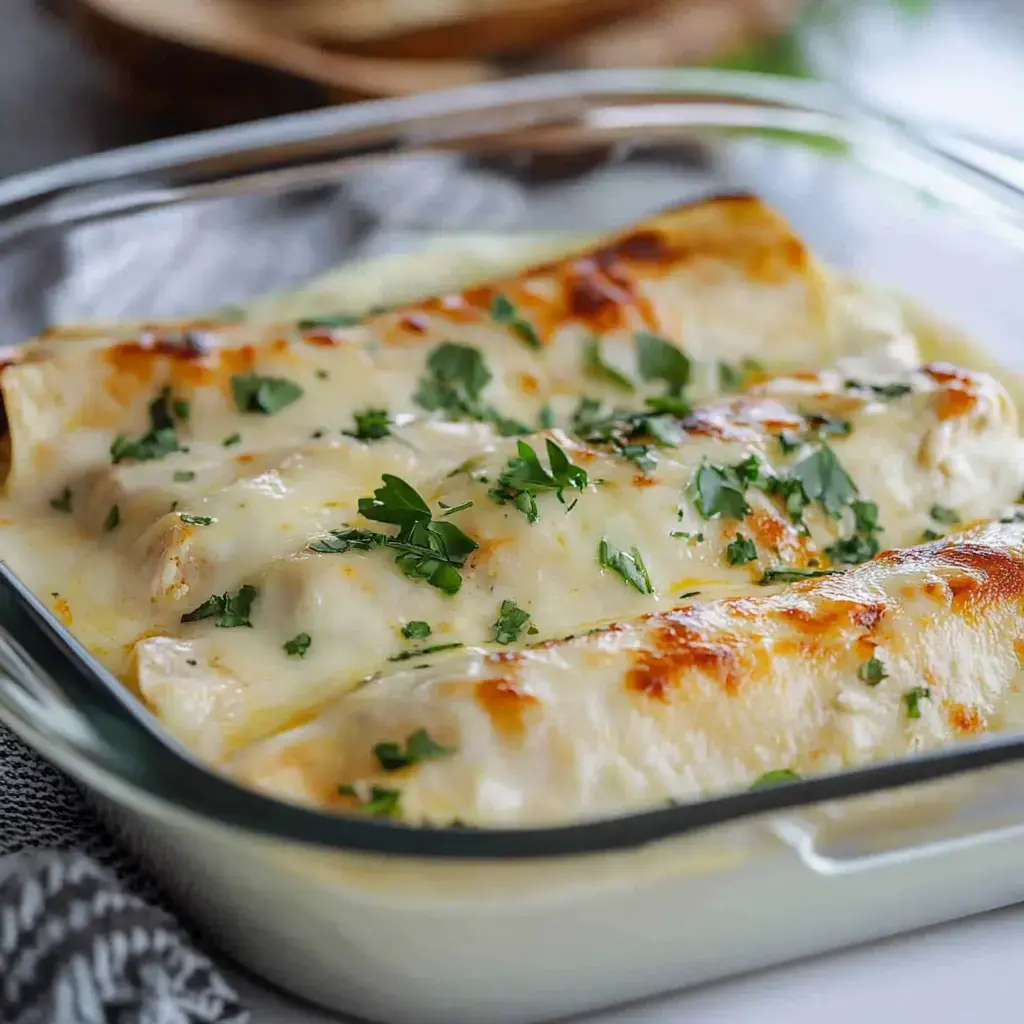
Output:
[{"xmin": 0, "ymin": 725, "xmax": 248, "ymax": 1024}]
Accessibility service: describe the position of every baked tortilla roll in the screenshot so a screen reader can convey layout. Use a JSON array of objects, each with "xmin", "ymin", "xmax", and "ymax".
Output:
[
  {"xmin": 0, "ymin": 197, "xmax": 833, "ymax": 497},
  {"xmin": 132, "ymin": 360, "xmax": 1024, "ymax": 760},
  {"xmin": 227, "ymin": 520, "xmax": 1024, "ymax": 826}
]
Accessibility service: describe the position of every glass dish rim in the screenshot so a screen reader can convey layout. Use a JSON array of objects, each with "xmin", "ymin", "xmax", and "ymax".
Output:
[{"xmin": 4, "ymin": 67, "xmax": 1024, "ymax": 860}]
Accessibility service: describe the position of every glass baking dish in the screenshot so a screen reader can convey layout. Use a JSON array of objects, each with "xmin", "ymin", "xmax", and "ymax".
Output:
[{"xmin": 4, "ymin": 69, "xmax": 1024, "ymax": 1024}]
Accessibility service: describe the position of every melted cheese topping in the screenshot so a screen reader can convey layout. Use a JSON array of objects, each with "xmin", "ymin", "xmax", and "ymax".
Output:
[{"xmin": 2, "ymin": 195, "xmax": 1023, "ymax": 827}]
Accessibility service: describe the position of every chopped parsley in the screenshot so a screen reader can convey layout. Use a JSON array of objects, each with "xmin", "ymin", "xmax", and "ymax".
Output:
[
  {"xmin": 49, "ymin": 488, "xmax": 72, "ymax": 513},
  {"xmin": 619, "ymin": 444, "xmax": 657, "ymax": 474},
  {"xmin": 643, "ymin": 394, "xmax": 692, "ymax": 417},
  {"xmin": 805, "ymin": 412, "xmax": 852, "ymax": 438},
  {"xmin": 222, "ymin": 433, "xmax": 242, "ymax": 447},
  {"xmin": 179, "ymin": 514, "xmax": 213, "ymax": 526},
  {"xmin": 308, "ymin": 476, "xmax": 478, "ymax": 595},
  {"xmin": 387, "ymin": 642, "xmax": 464, "ymax": 662},
  {"xmin": 790, "ymin": 442, "xmax": 857, "ymax": 519},
  {"xmin": 103, "ymin": 505, "xmax": 120, "ymax": 532},
  {"xmin": 930, "ymin": 504, "xmax": 961, "ymax": 525},
  {"xmin": 844, "ymin": 379, "xmax": 913, "ymax": 400},
  {"xmin": 401, "ymin": 621, "xmax": 432, "ymax": 640},
  {"xmin": 584, "ymin": 337, "xmax": 635, "ymax": 391},
  {"xmin": 338, "ymin": 784, "xmax": 401, "ymax": 817},
  {"xmin": 726, "ymin": 534, "xmax": 758, "ymax": 566},
  {"xmin": 414, "ymin": 342, "xmax": 528, "ymax": 435},
  {"xmin": 314, "ymin": 369, "xmax": 329, "ymax": 380},
  {"xmin": 231, "ymin": 373, "xmax": 304, "ymax": 415},
  {"xmin": 438, "ymin": 500, "xmax": 473, "ymax": 516},
  {"xmin": 110, "ymin": 386, "xmax": 186, "ymax": 463},
  {"xmin": 719, "ymin": 358, "xmax": 763, "ymax": 392},
  {"xmin": 492, "ymin": 599, "xmax": 533, "ymax": 644},
  {"xmin": 298, "ymin": 314, "xmax": 360, "ymax": 330},
  {"xmin": 858, "ymin": 656, "xmax": 887, "ymax": 686},
  {"xmin": 283, "ymin": 632, "xmax": 312, "ymax": 657},
  {"xmin": 598, "ymin": 537, "xmax": 654, "ymax": 594},
  {"xmin": 172, "ymin": 399, "xmax": 190, "ymax": 420},
  {"xmin": 758, "ymin": 567, "xmax": 839, "ymax": 585},
  {"xmin": 181, "ymin": 584, "xmax": 258, "ymax": 627},
  {"xmin": 538, "ymin": 404, "xmax": 556, "ymax": 430},
  {"xmin": 491, "ymin": 293, "xmax": 541, "ymax": 349},
  {"xmin": 921, "ymin": 528, "xmax": 944, "ymax": 542},
  {"xmin": 825, "ymin": 499, "xmax": 883, "ymax": 565},
  {"xmin": 751, "ymin": 769, "xmax": 802, "ymax": 789},
  {"xmin": 904, "ymin": 686, "xmax": 931, "ymax": 719},
  {"xmin": 687, "ymin": 460, "xmax": 752, "ymax": 520},
  {"xmin": 173, "ymin": 470, "xmax": 196, "ymax": 483},
  {"xmin": 344, "ymin": 408, "xmax": 391, "ymax": 441},
  {"xmin": 670, "ymin": 531, "xmax": 704, "ymax": 542},
  {"xmin": 489, "ymin": 439, "xmax": 588, "ymax": 523},
  {"xmin": 635, "ymin": 332, "xmax": 690, "ymax": 396},
  {"xmin": 373, "ymin": 728, "xmax": 455, "ymax": 771},
  {"xmin": 679, "ymin": 590, "xmax": 701, "ymax": 600}
]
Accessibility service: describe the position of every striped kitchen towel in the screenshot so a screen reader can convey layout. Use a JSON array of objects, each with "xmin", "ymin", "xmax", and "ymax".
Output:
[{"xmin": 0, "ymin": 726, "xmax": 248, "ymax": 1024}]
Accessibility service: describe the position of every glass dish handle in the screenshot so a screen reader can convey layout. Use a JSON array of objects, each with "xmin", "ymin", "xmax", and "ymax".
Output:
[{"xmin": 773, "ymin": 765, "xmax": 1024, "ymax": 876}]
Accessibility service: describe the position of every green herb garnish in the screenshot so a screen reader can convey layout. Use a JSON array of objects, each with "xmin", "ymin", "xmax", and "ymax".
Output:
[
  {"xmin": 222, "ymin": 433, "xmax": 242, "ymax": 447},
  {"xmin": 491, "ymin": 293, "xmax": 541, "ymax": 349},
  {"xmin": 687, "ymin": 460, "xmax": 751, "ymax": 521},
  {"xmin": 338, "ymin": 784, "xmax": 401, "ymax": 817},
  {"xmin": 584, "ymin": 337, "xmax": 635, "ymax": 391},
  {"xmin": 284, "ymin": 632, "xmax": 312, "ymax": 657},
  {"xmin": 49, "ymin": 488, "xmax": 73, "ymax": 513},
  {"xmin": 790, "ymin": 442, "xmax": 857, "ymax": 519},
  {"xmin": 758, "ymin": 567, "xmax": 839, "ymax": 585},
  {"xmin": 598, "ymin": 538, "xmax": 653, "ymax": 594},
  {"xmin": 374, "ymin": 728, "xmax": 455, "ymax": 771},
  {"xmin": 181, "ymin": 584, "xmax": 258, "ymax": 627},
  {"xmin": 231, "ymin": 373, "xmax": 304, "ymax": 415},
  {"xmin": 844, "ymin": 379, "xmax": 913, "ymax": 400},
  {"xmin": 103, "ymin": 505, "xmax": 120, "ymax": 532},
  {"xmin": 726, "ymin": 534, "xmax": 758, "ymax": 565},
  {"xmin": 110, "ymin": 386, "xmax": 185, "ymax": 463},
  {"xmin": 930, "ymin": 504, "xmax": 961, "ymax": 525},
  {"xmin": 825, "ymin": 499, "xmax": 883, "ymax": 566},
  {"xmin": 402, "ymin": 621, "xmax": 432, "ymax": 640},
  {"xmin": 904, "ymin": 687, "xmax": 931, "ymax": 719},
  {"xmin": 173, "ymin": 470, "xmax": 196, "ymax": 483},
  {"xmin": 492, "ymin": 599, "xmax": 533, "ymax": 644},
  {"xmin": 719, "ymin": 358, "xmax": 764, "ymax": 392},
  {"xmin": 921, "ymin": 528, "xmax": 944, "ymax": 542},
  {"xmin": 751, "ymin": 769, "xmax": 802, "ymax": 789},
  {"xmin": 489, "ymin": 439, "xmax": 588, "ymax": 523},
  {"xmin": 344, "ymin": 408, "xmax": 391, "ymax": 441},
  {"xmin": 635, "ymin": 332, "xmax": 690, "ymax": 396},
  {"xmin": 438, "ymin": 501, "xmax": 473, "ymax": 516},
  {"xmin": 678, "ymin": 590, "xmax": 701, "ymax": 599},
  {"xmin": 387, "ymin": 642, "xmax": 465, "ymax": 662},
  {"xmin": 298, "ymin": 314, "xmax": 360, "ymax": 330},
  {"xmin": 179, "ymin": 514, "xmax": 213, "ymax": 526},
  {"xmin": 858, "ymin": 656, "xmax": 887, "ymax": 686}
]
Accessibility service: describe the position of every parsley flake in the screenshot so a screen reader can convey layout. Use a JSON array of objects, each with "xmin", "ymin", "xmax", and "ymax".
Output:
[
  {"xmin": 103, "ymin": 505, "xmax": 120, "ymax": 532},
  {"xmin": 181, "ymin": 584, "xmax": 258, "ymax": 627},
  {"xmin": 344, "ymin": 408, "xmax": 391, "ymax": 441},
  {"xmin": 338, "ymin": 784, "xmax": 401, "ymax": 817},
  {"xmin": 599, "ymin": 537, "xmax": 654, "ymax": 594},
  {"xmin": 491, "ymin": 293, "xmax": 541, "ymax": 349},
  {"xmin": 930, "ymin": 504, "xmax": 961, "ymax": 525},
  {"xmin": 635, "ymin": 332, "xmax": 690, "ymax": 396},
  {"xmin": 490, "ymin": 439, "xmax": 588, "ymax": 523},
  {"xmin": 758, "ymin": 567, "xmax": 839, "ymax": 585},
  {"xmin": 222, "ymin": 433, "xmax": 242, "ymax": 447},
  {"xmin": 679, "ymin": 590, "xmax": 701, "ymax": 600},
  {"xmin": 179, "ymin": 514, "xmax": 213, "ymax": 526},
  {"xmin": 858, "ymin": 656, "xmax": 887, "ymax": 686},
  {"xmin": 231, "ymin": 373, "xmax": 304, "ymax": 415},
  {"xmin": 438, "ymin": 500, "xmax": 473, "ymax": 516},
  {"xmin": 584, "ymin": 337, "xmax": 636, "ymax": 391},
  {"xmin": 387, "ymin": 642, "xmax": 464, "ymax": 662},
  {"xmin": 492, "ymin": 599, "xmax": 533, "ymax": 644},
  {"xmin": 110, "ymin": 386, "xmax": 185, "ymax": 464},
  {"xmin": 299, "ymin": 314, "xmax": 360, "ymax": 330},
  {"xmin": 687, "ymin": 460, "xmax": 751, "ymax": 520},
  {"xmin": 719, "ymin": 358, "xmax": 764, "ymax": 392},
  {"xmin": 173, "ymin": 470, "xmax": 196, "ymax": 483},
  {"xmin": 726, "ymin": 534, "xmax": 758, "ymax": 565},
  {"xmin": 49, "ymin": 488, "xmax": 73, "ymax": 513},
  {"xmin": 904, "ymin": 686, "xmax": 931, "ymax": 719},
  {"xmin": 790, "ymin": 443, "xmax": 857, "ymax": 519},
  {"xmin": 751, "ymin": 769, "xmax": 801, "ymax": 789},
  {"xmin": 284, "ymin": 632, "xmax": 311, "ymax": 657},
  {"xmin": 402, "ymin": 621, "xmax": 431, "ymax": 640},
  {"xmin": 921, "ymin": 528, "xmax": 944, "ymax": 542},
  {"xmin": 374, "ymin": 729, "xmax": 455, "ymax": 771}
]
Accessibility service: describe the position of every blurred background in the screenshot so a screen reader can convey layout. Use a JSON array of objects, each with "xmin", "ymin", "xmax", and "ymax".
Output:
[{"xmin": 4, "ymin": 0, "xmax": 1024, "ymax": 179}]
